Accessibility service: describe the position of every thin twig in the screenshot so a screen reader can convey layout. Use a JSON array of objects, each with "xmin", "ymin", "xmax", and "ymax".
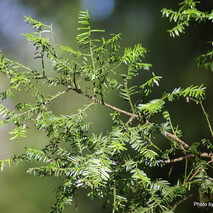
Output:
[
  {"xmin": 124, "ymin": 79, "xmax": 135, "ymax": 114},
  {"xmin": 162, "ymin": 152, "xmax": 213, "ymax": 164},
  {"xmin": 50, "ymin": 23, "xmax": 57, "ymax": 57},
  {"xmin": 200, "ymin": 100, "xmax": 213, "ymax": 137},
  {"xmin": 189, "ymin": 168, "xmax": 204, "ymax": 181},
  {"xmin": 163, "ymin": 131, "xmax": 189, "ymax": 148},
  {"xmin": 162, "ymin": 154, "xmax": 194, "ymax": 164},
  {"xmin": 39, "ymin": 31, "xmax": 45, "ymax": 77}
]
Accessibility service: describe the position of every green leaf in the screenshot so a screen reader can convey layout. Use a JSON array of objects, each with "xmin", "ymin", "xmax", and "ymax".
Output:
[{"xmin": 138, "ymin": 99, "xmax": 165, "ymax": 116}]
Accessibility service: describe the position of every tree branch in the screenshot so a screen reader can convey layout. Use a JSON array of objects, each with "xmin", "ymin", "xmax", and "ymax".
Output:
[
  {"xmin": 55, "ymin": 81, "xmax": 189, "ymax": 149},
  {"xmin": 3, "ymin": 57, "xmax": 190, "ymax": 149},
  {"xmin": 71, "ymin": 87, "xmax": 137, "ymax": 118},
  {"xmin": 162, "ymin": 152, "xmax": 213, "ymax": 164},
  {"xmin": 27, "ymin": 72, "xmax": 190, "ymax": 149},
  {"xmin": 163, "ymin": 131, "xmax": 189, "ymax": 148},
  {"xmin": 162, "ymin": 154, "xmax": 194, "ymax": 164}
]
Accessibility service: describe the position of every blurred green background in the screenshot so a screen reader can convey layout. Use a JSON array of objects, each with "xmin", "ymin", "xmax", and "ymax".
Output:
[{"xmin": 0, "ymin": 0, "xmax": 213, "ymax": 212}]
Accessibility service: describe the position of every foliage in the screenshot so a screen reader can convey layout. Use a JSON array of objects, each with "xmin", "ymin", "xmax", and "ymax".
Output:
[
  {"xmin": 0, "ymin": 3, "xmax": 213, "ymax": 213},
  {"xmin": 162, "ymin": 0, "xmax": 213, "ymax": 71}
]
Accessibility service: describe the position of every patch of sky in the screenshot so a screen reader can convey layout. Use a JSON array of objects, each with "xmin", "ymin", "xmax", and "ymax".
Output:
[{"xmin": 80, "ymin": 0, "xmax": 115, "ymax": 20}]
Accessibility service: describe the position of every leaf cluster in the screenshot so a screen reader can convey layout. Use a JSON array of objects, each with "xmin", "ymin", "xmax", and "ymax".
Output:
[
  {"xmin": 162, "ymin": 0, "xmax": 213, "ymax": 72},
  {"xmin": 0, "ymin": 8, "xmax": 212, "ymax": 213}
]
